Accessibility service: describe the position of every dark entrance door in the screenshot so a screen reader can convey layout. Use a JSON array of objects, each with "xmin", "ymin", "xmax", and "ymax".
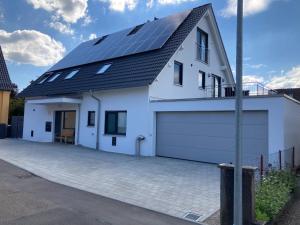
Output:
[{"xmin": 54, "ymin": 111, "xmax": 76, "ymax": 144}]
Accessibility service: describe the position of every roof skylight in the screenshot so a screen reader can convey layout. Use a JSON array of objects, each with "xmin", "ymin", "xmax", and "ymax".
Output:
[
  {"xmin": 97, "ymin": 64, "xmax": 111, "ymax": 74},
  {"xmin": 94, "ymin": 35, "xmax": 108, "ymax": 45},
  {"xmin": 38, "ymin": 74, "xmax": 51, "ymax": 84},
  {"xmin": 65, "ymin": 69, "xmax": 80, "ymax": 79},
  {"xmin": 47, "ymin": 73, "xmax": 61, "ymax": 82},
  {"xmin": 128, "ymin": 24, "xmax": 144, "ymax": 36}
]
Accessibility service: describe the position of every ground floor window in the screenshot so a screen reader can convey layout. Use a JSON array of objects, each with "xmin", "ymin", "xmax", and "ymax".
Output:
[
  {"xmin": 87, "ymin": 111, "xmax": 95, "ymax": 126},
  {"xmin": 105, "ymin": 111, "xmax": 127, "ymax": 135}
]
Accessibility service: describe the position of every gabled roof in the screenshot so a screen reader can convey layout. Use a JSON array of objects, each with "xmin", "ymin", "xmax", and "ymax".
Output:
[
  {"xmin": 0, "ymin": 46, "xmax": 15, "ymax": 91},
  {"xmin": 19, "ymin": 4, "xmax": 211, "ymax": 98}
]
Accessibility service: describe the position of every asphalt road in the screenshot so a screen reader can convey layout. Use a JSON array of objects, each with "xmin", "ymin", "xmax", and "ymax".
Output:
[{"xmin": 0, "ymin": 159, "xmax": 197, "ymax": 225}]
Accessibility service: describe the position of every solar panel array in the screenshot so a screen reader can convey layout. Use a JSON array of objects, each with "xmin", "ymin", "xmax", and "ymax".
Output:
[{"xmin": 49, "ymin": 10, "xmax": 191, "ymax": 72}]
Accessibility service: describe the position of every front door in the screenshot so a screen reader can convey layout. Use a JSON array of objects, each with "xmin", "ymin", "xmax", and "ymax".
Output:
[{"xmin": 54, "ymin": 111, "xmax": 76, "ymax": 144}]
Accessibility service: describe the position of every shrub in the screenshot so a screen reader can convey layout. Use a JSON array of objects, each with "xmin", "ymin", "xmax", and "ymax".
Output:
[{"xmin": 255, "ymin": 170, "xmax": 296, "ymax": 222}]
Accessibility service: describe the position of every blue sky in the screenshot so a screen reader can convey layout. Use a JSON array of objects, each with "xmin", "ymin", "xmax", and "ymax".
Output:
[{"xmin": 0, "ymin": 0, "xmax": 299, "ymax": 90}]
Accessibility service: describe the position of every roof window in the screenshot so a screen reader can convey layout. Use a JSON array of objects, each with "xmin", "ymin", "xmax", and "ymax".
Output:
[
  {"xmin": 97, "ymin": 64, "xmax": 112, "ymax": 74},
  {"xmin": 38, "ymin": 73, "xmax": 51, "ymax": 84},
  {"xmin": 65, "ymin": 69, "xmax": 80, "ymax": 79},
  {"xmin": 128, "ymin": 24, "xmax": 144, "ymax": 36},
  {"xmin": 94, "ymin": 35, "xmax": 108, "ymax": 45},
  {"xmin": 47, "ymin": 73, "xmax": 61, "ymax": 82}
]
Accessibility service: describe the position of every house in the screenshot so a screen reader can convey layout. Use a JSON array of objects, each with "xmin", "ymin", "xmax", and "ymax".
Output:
[
  {"xmin": 19, "ymin": 4, "xmax": 300, "ymax": 167},
  {"xmin": 0, "ymin": 46, "xmax": 15, "ymax": 125},
  {"xmin": 276, "ymin": 88, "xmax": 300, "ymax": 101}
]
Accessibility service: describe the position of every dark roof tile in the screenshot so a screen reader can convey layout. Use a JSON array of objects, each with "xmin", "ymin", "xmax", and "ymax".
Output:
[{"xmin": 19, "ymin": 4, "xmax": 210, "ymax": 98}]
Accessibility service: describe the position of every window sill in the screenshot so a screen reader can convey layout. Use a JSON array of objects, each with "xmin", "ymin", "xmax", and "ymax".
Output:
[
  {"xmin": 87, "ymin": 125, "xmax": 95, "ymax": 128},
  {"xmin": 195, "ymin": 58, "xmax": 209, "ymax": 65},
  {"xmin": 174, "ymin": 84, "xmax": 183, "ymax": 87},
  {"xmin": 103, "ymin": 133, "xmax": 126, "ymax": 137}
]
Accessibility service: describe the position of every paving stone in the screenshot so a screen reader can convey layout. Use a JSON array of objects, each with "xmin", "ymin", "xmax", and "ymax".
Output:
[{"xmin": 0, "ymin": 139, "xmax": 220, "ymax": 222}]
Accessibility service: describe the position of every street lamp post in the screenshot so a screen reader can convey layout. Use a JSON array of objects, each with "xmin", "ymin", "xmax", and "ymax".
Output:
[{"xmin": 234, "ymin": 0, "xmax": 244, "ymax": 225}]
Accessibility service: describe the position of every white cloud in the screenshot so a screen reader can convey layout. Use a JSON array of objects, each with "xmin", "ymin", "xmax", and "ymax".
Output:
[
  {"xmin": 27, "ymin": 0, "xmax": 88, "ymax": 23},
  {"xmin": 82, "ymin": 15, "xmax": 92, "ymax": 26},
  {"xmin": 243, "ymin": 75, "xmax": 265, "ymax": 83},
  {"xmin": 49, "ymin": 21, "xmax": 74, "ymax": 35},
  {"xmin": 245, "ymin": 63, "xmax": 267, "ymax": 69},
  {"xmin": 241, "ymin": 66, "xmax": 300, "ymax": 89},
  {"xmin": 146, "ymin": 0, "xmax": 154, "ymax": 8},
  {"xmin": 0, "ymin": 29, "xmax": 65, "ymax": 67},
  {"xmin": 157, "ymin": 0, "xmax": 195, "ymax": 5},
  {"xmin": 89, "ymin": 33, "xmax": 97, "ymax": 40},
  {"xmin": 99, "ymin": 0, "xmax": 138, "ymax": 12},
  {"xmin": 266, "ymin": 66, "xmax": 300, "ymax": 89},
  {"xmin": 221, "ymin": 0, "xmax": 273, "ymax": 17}
]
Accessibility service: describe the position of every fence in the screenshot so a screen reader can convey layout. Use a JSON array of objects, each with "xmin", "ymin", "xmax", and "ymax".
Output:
[{"xmin": 251, "ymin": 147, "xmax": 296, "ymax": 182}]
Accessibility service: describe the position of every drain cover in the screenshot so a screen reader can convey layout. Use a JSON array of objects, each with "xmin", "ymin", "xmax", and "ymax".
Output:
[{"xmin": 184, "ymin": 212, "xmax": 202, "ymax": 222}]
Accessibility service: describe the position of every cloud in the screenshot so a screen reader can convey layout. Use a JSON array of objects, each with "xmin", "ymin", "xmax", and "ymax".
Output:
[
  {"xmin": 99, "ymin": 0, "xmax": 138, "ymax": 12},
  {"xmin": 82, "ymin": 15, "xmax": 92, "ymax": 26},
  {"xmin": 0, "ymin": 29, "xmax": 65, "ymax": 67},
  {"xmin": 27, "ymin": 0, "xmax": 88, "ymax": 23},
  {"xmin": 266, "ymin": 66, "xmax": 300, "ymax": 89},
  {"xmin": 157, "ymin": 0, "xmax": 195, "ymax": 5},
  {"xmin": 242, "ymin": 66, "xmax": 300, "ymax": 89},
  {"xmin": 49, "ymin": 21, "xmax": 74, "ymax": 35},
  {"xmin": 221, "ymin": 0, "xmax": 273, "ymax": 17},
  {"xmin": 89, "ymin": 33, "xmax": 97, "ymax": 40},
  {"xmin": 245, "ymin": 63, "xmax": 267, "ymax": 69},
  {"xmin": 243, "ymin": 75, "xmax": 265, "ymax": 83}
]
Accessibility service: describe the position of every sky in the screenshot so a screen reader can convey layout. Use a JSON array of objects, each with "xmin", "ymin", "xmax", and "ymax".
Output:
[{"xmin": 0, "ymin": 0, "xmax": 299, "ymax": 91}]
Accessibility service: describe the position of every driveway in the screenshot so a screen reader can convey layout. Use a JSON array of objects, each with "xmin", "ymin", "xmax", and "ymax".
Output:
[{"xmin": 0, "ymin": 139, "xmax": 220, "ymax": 222}]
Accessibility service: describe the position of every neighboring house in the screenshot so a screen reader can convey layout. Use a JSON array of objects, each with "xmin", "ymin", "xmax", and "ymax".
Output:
[
  {"xmin": 0, "ymin": 46, "xmax": 15, "ymax": 125},
  {"xmin": 276, "ymin": 88, "xmax": 300, "ymax": 101},
  {"xmin": 19, "ymin": 4, "xmax": 300, "ymax": 167}
]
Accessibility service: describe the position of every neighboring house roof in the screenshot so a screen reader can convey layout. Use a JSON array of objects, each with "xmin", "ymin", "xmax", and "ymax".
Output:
[
  {"xmin": 0, "ymin": 46, "xmax": 15, "ymax": 91},
  {"xmin": 19, "ymin": 4, "xmax": 225, "ymax": 98},
  {"xmin": 276, "ymin": 88, "xmax": 300, "ymax": 101}
]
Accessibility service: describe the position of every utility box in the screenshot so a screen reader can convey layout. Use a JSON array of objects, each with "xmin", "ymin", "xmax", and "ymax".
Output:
[{"xmin": 219, "ymin": 163, "xmax": 257, "ymax": 225}]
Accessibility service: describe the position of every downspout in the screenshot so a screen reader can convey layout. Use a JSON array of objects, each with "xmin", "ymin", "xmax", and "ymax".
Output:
[
  {"xmin": 89, "ymin": 90, "xmax": 101, "ymax": 150},
  {"xmin": 76, "ymin": 103, "xmax": 81, "ymax": 145}
]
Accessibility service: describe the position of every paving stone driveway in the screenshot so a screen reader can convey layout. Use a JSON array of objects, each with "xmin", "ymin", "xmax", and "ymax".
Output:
[{"xmin": 0, "ymin": 139, "xmax": 220, "ymax": 222}]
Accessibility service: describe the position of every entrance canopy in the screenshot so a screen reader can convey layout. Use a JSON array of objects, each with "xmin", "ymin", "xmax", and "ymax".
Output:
[{"xmin": 26, "ymin": 97, "xmax": 82, "ymax": 105}]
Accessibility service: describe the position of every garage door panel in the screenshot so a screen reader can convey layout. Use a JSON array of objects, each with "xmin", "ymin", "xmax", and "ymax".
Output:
[{"xmin": 156, "ymin": 111, "xmax": 268, "ymax": 164}]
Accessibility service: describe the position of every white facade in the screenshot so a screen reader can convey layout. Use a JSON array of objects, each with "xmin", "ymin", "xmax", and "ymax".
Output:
[
  {"xmin": 22, "ymin": 8, "xmax": 300, "ymax": 167},
  {"xmin": 149, "ymin": 9, "xmax": 233, "ymax": 100}
]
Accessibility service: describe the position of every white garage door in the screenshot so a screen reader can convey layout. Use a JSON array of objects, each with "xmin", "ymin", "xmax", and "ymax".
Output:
[{"xmin": 156, "ymin": 111, "xmax": 268, "ymax": 164}]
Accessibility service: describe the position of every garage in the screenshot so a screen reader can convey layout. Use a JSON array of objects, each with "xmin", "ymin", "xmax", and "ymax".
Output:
[{"xmin": 156, "ymin": 111, "xmax": 268, "ymax": 164}]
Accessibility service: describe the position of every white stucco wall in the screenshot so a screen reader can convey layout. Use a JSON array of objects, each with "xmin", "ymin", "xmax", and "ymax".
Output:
[
  {"xmin": 149, "ymin": 10, "xmax": 233, "ymax": 100},
  {"xmin": 23, "ymin": 102, "xmax": 79, "ymax": 143},
  {"xmin": 283, "ymin": 97, "xmax": 300, "ymax": 166},
  {"xmin": 78, "ymin": 87, "xmax": 152, "ymax": 156}
]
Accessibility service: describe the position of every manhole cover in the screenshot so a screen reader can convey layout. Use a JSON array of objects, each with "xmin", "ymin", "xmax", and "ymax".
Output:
[{"xmin": 184, "ymin": 212, "xmax": 202, "ymax": 222}]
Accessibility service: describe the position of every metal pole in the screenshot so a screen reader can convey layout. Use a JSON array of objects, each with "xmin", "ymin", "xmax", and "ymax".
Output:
[{"xmin": 234, "ymin": 0, "xmax": 243, "ymax": 225}]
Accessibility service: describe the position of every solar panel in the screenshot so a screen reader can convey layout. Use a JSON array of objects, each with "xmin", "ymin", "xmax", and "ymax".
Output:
[{"xmin": 49, "ymin": 9, "xmax": 191, "ymax": 72}]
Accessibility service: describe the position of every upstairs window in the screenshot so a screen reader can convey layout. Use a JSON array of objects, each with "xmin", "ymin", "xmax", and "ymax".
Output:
[
  {"xmin": 97, "ymin": 64, "xmax": 111, "ymax": 74},
  {"xmin": 47, "ymin": 73, "xmax": 61, "ymax": 82},
  {"xmin": 65, "ymin": 69, "xmax": 79, "ymax": 79},
  {"xmin": 128, "ymin": 24, "xmax": 144, "ymax": 36},
  {"xmin": 174, "ymin": 61, "xmax": 183, "ymax": 86},
  {"xmin": 196, "ymin": 28, "xmax": 209, "ymax": 63},
  {"xmin": 198, "ymin": 71, "xmax": 206, "ymax": 89}
]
